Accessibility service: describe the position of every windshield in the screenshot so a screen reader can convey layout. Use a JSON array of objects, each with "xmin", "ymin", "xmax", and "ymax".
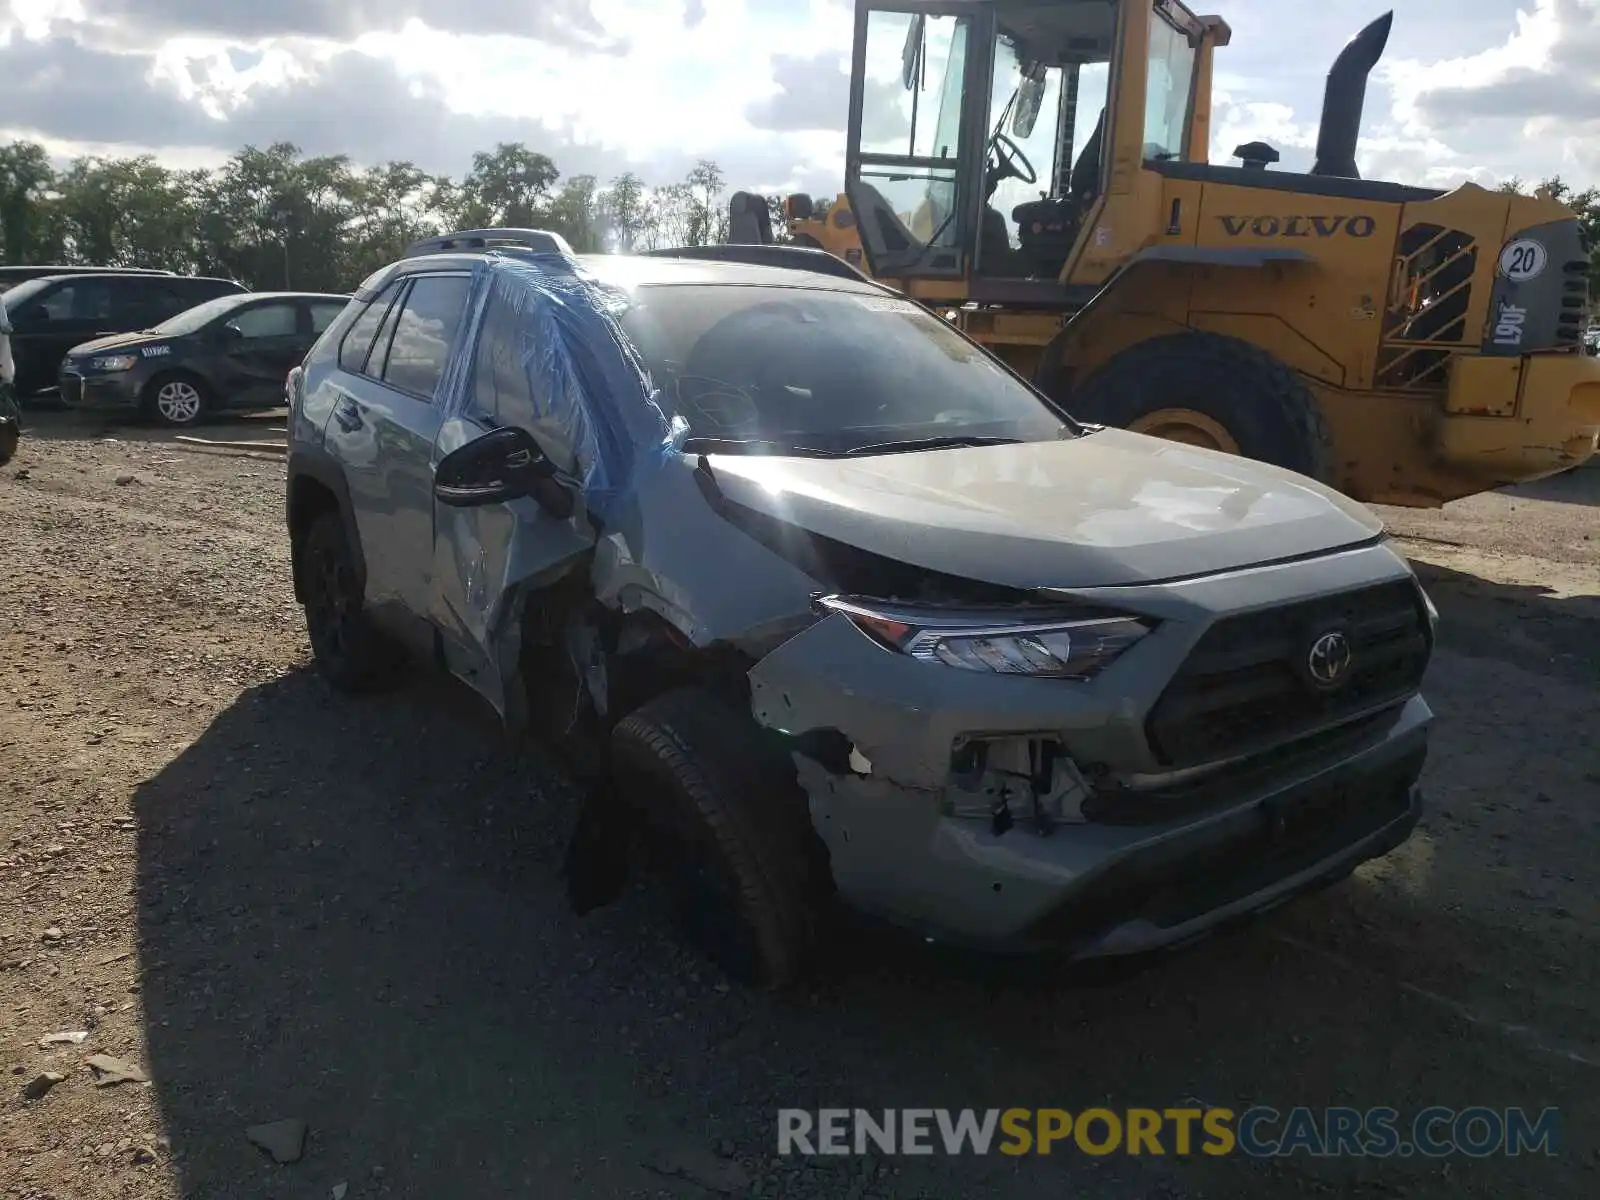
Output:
[
  {"xmin": 616, "ymin": 285, "xmax": 1071, "ymax": 455},
  {"xmin": 151, "ymin": 295, "xmax": 244, "ymax": 336},
  {"xmin": 1144, "ymin": 14, "xmax": 1198, "ymax": 160}
]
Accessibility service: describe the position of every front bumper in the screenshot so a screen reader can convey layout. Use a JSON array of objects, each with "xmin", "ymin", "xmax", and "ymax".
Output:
[
  {"xmin": 58, "ymin": 367, "xmax": 143, "ymax": 412},
  {"xmin": 747, "ymin": 543, "xmax": 1432, "ymax": 958},
  {"xmin": 1437, "ymin": 351, "xmax": 1600, "ymax": 478}
]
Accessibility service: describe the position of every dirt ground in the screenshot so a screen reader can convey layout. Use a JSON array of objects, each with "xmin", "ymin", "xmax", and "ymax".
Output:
[{"xmin": 1, "ymin": 410, "xmax": 1596, "ymax": 1200}]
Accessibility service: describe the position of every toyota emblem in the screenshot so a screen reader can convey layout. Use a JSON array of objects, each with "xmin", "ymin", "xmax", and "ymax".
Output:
[{"xmin": 1306, "ymin": 630, "xmax": 1353, "ymax": 689}]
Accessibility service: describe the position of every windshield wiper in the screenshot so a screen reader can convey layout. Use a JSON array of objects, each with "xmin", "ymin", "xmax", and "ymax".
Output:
[
  {"xmin": 681, "ymin": 436, "xmax": 839, "ymax": 457},
  {"xmin": 840, "ymin": 435, "xmax": 1022, "ymax": 457}
]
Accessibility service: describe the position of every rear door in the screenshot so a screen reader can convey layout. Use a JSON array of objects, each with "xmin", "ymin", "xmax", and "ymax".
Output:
[
  {"xmin": 212, "ymin": 299, "xmax": 304, "ymax": 408},
  {"xmin": 323, "ymin": 271, "xmax": 474, "ymax": 625},
  {"xmin": 429, "ymin": 279, "xmax": 594, "ymax": 715}
]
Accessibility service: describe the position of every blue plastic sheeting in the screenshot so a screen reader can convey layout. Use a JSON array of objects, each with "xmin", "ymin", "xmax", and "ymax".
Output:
[{"xmin": 436, "ymin": 251, "xmax": 685, "ymax": 523}]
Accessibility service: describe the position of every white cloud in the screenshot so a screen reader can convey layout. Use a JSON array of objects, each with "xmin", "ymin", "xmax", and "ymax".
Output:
[{"xmin": 0, "ymin": 0, "xmax": 1594, "ymax": 202}]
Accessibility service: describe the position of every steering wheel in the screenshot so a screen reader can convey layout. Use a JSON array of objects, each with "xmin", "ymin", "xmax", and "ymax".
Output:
[{"xmin": 989, "ymin": 132, "xmax": 1038, "ymax": 186}]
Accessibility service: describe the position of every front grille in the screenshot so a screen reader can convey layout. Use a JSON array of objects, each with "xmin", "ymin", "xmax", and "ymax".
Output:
[
  {"xmin": 1146, "ymin": 580, "xmax": 1430, "ymax": 769},
  {"xmin": 59, "ymin": 373, "xmax": 83, "ymax": 404}
]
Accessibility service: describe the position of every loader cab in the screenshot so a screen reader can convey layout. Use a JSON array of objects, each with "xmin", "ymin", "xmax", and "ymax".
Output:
[{"xmin": 844, "ymin": 0, "xmax": 1218, "ymax": 299}]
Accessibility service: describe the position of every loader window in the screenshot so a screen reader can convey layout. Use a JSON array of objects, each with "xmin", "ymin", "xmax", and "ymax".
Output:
[
  {"xmin": 853, "ymin": 10, "xmax": 975, "ymax": 256},
  {"xmin": 1144, "ymin": 13, "xmax": 1198, "ymax": 161}
]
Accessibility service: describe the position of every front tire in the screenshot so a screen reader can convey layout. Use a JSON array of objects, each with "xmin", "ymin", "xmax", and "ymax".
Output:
[
  {"xmin": 142, "ymin": 373, "xmax": 210, "ymax": 428},
  {"xmin": 297, "ymin": 511, "xmax": 397, "ymax": 693},
  {"xmin": 610, "ymin": 688, "xmax": 828, "ymax": 988},
  {"xmin": 1066, "ymin": 332, "xmax": 1335, "ymax": 483}
]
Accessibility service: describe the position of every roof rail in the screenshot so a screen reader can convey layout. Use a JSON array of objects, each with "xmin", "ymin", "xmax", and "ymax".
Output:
[
  {"xmin": 402, "ymin": 227, "xmax": 574, "ymax": 259},
  {"xmin": 640, "ymin": 243, "xmax": 882, "ymax": 286}
]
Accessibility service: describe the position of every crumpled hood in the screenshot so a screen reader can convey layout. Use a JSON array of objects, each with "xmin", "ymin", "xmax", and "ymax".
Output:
[
  {"xmin": 68, "ymin": 331, "xmax": 166, "ymax": 357},
  {"xmin": 702, "ymin": 428, "xmax": 1384, "ymax": 589}
]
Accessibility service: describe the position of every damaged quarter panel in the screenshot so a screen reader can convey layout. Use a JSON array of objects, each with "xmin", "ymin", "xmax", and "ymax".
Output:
[{"xmin": 590, "ymin": 456, "xmax": 827, "ymax": 651}]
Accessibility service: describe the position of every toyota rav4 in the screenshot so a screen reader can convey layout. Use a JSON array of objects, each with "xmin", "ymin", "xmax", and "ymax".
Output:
[{"xmin": 284, "ymin": 228, "xmax": 1436, "ymax": 987}]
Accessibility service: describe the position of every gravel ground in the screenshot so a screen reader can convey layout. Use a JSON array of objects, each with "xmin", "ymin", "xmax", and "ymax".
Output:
[{"xmin": 1, "ymin": 411, "xmax": 1596, "ymax": 1200}]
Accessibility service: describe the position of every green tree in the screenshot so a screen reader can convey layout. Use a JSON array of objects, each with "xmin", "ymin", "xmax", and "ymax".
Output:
[
  {"xmin": 458, "ymin": 142, "xmax": 560, "ymax": 229},
  {"xmin": 684, "ymin": 159, "xmax": 726, "ymax": 246},
  {"xmin": 52, "ymin": 156, "xmax": 201, "ymax": 270},
  {"xmin": 544, "ymin": 174, "xmax": 604, "ymax": 252},
  {"xmin": 603, "ymin": 171, "xmax": 647, "ymax": 252},
  {"xmin": 0, "ymin": 141, "xmax": 60, "ymax": 263}
]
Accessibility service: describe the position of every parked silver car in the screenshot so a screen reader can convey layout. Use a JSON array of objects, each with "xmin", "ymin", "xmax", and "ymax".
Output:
[{"xmin": 284, "ymin": 229, "xmax": 1435, "ymax": 987}]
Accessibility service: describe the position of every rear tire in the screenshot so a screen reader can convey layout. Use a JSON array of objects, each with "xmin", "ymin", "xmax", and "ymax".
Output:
[
  {"xmin": 297, "ymin": 511, "xmax": 398, "ymax": 693},
  {"xmin": 1066, "ymin": 332, "xmax": 1335, "ymax": 483},
  {"xmin": 0, "ymin": 423, "xmax": 17, "ymax": 467},
  {"xmin": 610, "ymin": 687, "xmax": 828, "ymax": 988}
]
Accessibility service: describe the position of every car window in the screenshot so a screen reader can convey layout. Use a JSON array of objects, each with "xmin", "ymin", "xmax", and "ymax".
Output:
[
  {"xmin": 185, "ymin": 280, "xmax": 243, "ymax": 302},
  {"xmin": 110, "ymin": 280, "xmax": 182, "ymax": 328},
  {"xmin": 338, "ymin": 282, "xmax": 403, "ymax": 374},
  {"xmin": 35, "ymin": 280, "xmax": 113, "ymax": 322},
  {"xmin": 309, "ymin": 301, "xmax": 348, "ymax": 335},
  {"xmin": 367, "ymin": 288, "xmax": 409, "ymax": 377},
  {"xmin": 468, "ymin": 290, "xmax": 537, "ymax": 427},
  {"xmin": 616, "ymin": 284, "xmax": 1069, "ymax": 454},
  {"xmin": 466, "ymin": 287, "xmax": 578, "ymax": 471},
  {"xmin": 228, "ymin": 302, "xmax": 299, "ymax": 339},
  {"xmin": 379, "ymin": 274, "xmax": 472, "ymax": 399}
]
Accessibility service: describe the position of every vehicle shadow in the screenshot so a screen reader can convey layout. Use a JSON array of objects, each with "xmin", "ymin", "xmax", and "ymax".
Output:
[
  {"xmin": 132, "ymin": 665, "xmax": 1597, "ymax": 1199},
  {"xmin": 1499, "ymin": 463, "xmax": 1600, "ymax": 508},
  {"xmin": 1409, "ymin": 558, "xmax": 1600, "ymax": 688}
]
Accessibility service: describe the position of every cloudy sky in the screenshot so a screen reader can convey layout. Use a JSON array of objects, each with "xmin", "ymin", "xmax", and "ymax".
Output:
[{"xmin": 0, "ymin": 0, "xmax": 1595, "ymax": 195}]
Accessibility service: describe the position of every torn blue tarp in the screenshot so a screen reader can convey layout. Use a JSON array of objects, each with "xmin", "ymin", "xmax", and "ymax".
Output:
[{"xmin": 436, "ymin": 251, "xmax": 685, "ymax": 524}]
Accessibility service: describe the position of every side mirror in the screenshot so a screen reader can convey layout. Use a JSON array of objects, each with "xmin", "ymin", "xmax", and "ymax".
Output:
[
  {"xmin": 19, "ymin": 304, "xmax": 48, "ymax": 323},
  {"xmin": 220, "ymin": 322, "xmax": 244, "ymax": 340},
  {"xmin": 434, "ymin": 425, "xmax": 570, "ymax": 515}
]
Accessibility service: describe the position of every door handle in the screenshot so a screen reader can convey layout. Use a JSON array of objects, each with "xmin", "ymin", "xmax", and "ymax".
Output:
[{"xmin": 333, "ymin": 397, "xmax": 363, "ymax": 432}]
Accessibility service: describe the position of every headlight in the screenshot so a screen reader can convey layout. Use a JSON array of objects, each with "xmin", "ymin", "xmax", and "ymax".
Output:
[
  {"xmin": 814, "ymin": 594, "xmax": 1151, "ymax": 679},
  {"xmin": 90, "ymin": 354, "xmax": 139, "ymax": 372}
]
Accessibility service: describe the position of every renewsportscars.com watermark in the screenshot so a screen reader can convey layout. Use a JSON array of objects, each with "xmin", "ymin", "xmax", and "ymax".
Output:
[{"xmin": 777, "ymin": 1107, "xmax": 1561, "ymax": 1159}]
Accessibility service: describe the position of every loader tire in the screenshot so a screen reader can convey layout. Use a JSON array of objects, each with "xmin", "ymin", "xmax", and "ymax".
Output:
[
  {"xmin": 610, "ymin": 687, "xmax": 828, "ymax": 989},
  {"xmin": 1066, "ymin": 332, "xmax": 1335, "ymax": 483}
]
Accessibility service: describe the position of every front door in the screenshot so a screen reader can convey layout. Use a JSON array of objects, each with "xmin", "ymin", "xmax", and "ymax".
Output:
[
  {"xmin": 214, "ymin": 299, "xmax": 306, "ymax": 408},
  {"xmin": 844, "ymin": 1, "xmax": 994, "ymax": 280},
  {"xmin": 429, "ymin": 279, "xmax": 593, "ymax": 719}
]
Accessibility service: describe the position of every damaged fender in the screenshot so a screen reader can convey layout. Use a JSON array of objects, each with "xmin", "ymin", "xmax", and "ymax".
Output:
[{"xmin": 746, "ymin": 613, "xmax": 1156, "ymax": 934}]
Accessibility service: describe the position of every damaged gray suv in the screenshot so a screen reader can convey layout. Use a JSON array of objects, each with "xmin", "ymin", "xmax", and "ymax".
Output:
[{"xmin": 286, "ymin": 229, "xmax": 1436, "ymax": 987}]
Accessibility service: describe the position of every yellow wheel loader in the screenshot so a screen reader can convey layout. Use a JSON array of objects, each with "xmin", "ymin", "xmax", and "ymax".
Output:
[{"xmin": 748, "ymin": 0, "xmax": 1600, "ymax": 506}]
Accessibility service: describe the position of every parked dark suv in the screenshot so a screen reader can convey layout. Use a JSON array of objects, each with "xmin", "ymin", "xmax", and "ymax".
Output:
[
  {"xmin": 0, "ymin": 265, "xmax": 177, "ymax": 288},
  {"xmin": 285, "ymin": 227, "xmax": 1434, "ymax": 988},
  {"xmin": 4, "ymin": 272, "xmax": 247, "ymax": 397}
]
